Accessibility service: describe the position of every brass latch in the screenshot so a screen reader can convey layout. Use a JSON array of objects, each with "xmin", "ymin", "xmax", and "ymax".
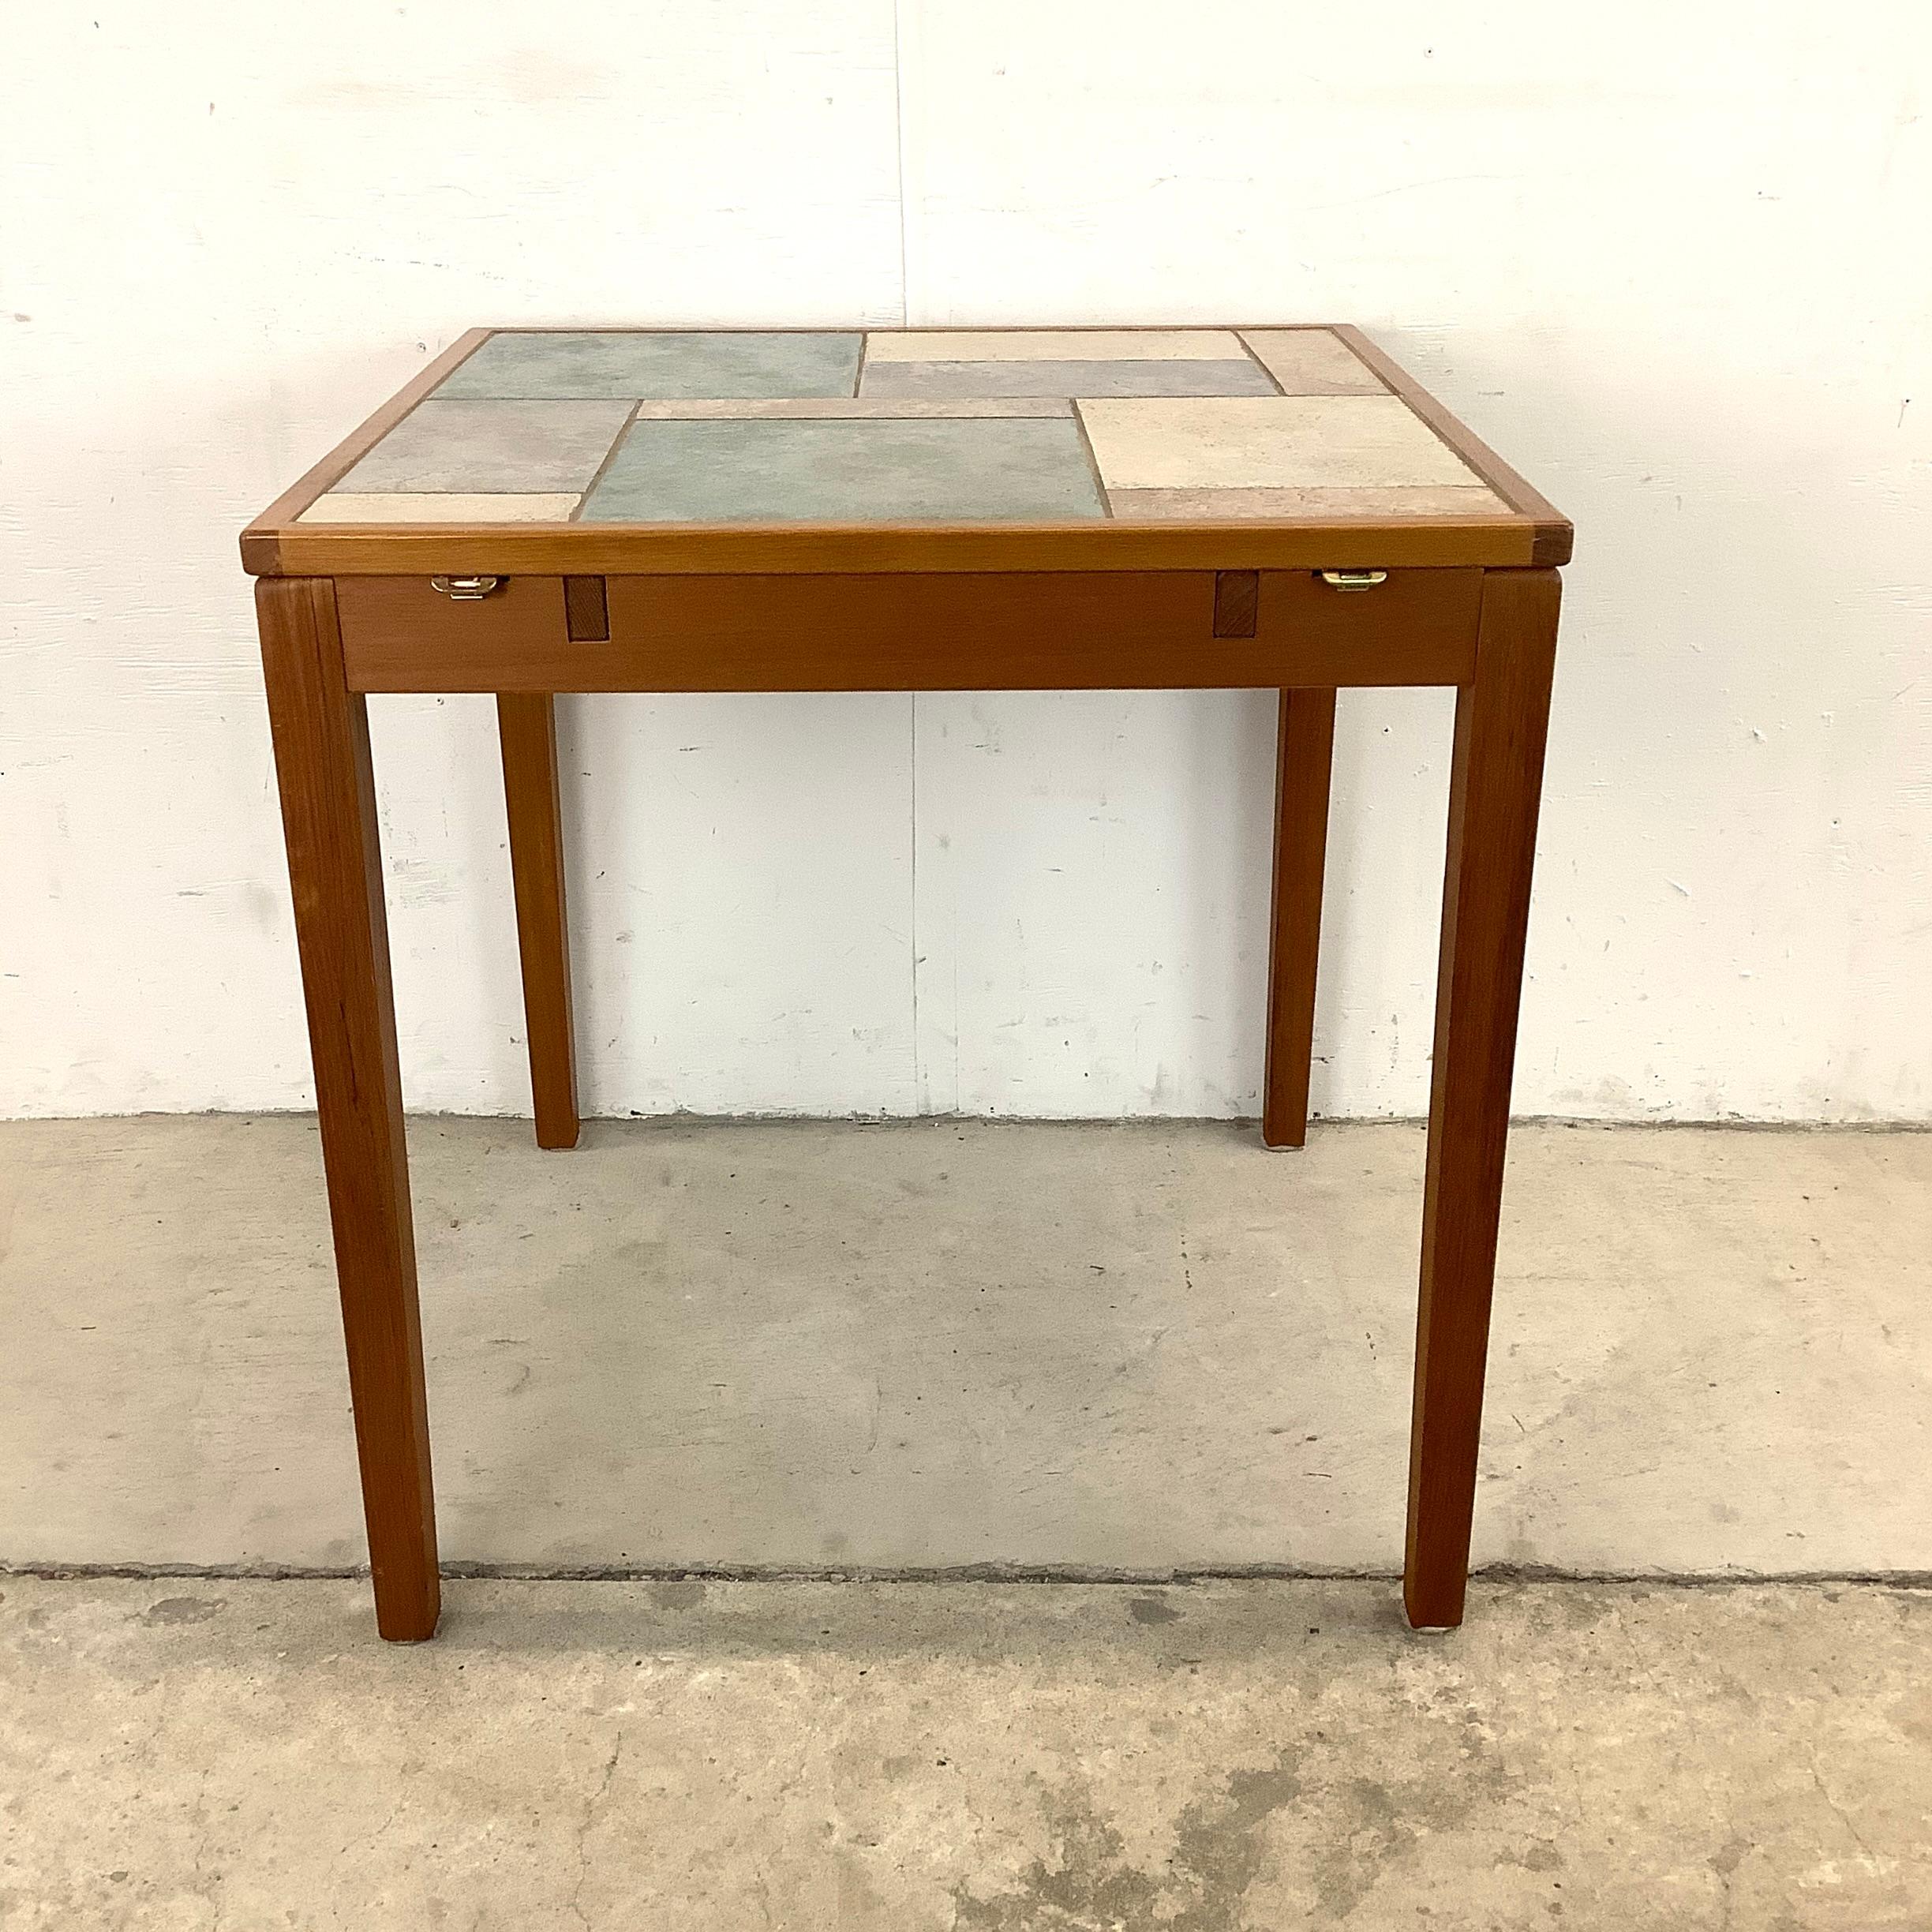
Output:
[
  {"xmin": 429, "ymin": 575, "xmax": 501, "ymax": 600},
  {"xmin": 1318, "ymin": 570, "xmax": 1388, "ymax": 591}
]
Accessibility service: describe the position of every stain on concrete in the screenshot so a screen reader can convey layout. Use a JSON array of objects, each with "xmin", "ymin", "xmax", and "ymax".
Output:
[
  {"xmin": 953, "ymin": 1751, "xmax": 1299, "ymax": 1930},
  {"xmin": 6, "ymin": 1578, "xmax": 1932, "ymax": 1928},
  {"xmin": 650, "ymin": 1580, "xmax": 706, "ymax": 1610},
  {"xmin": 1309, "ymin": 1778, "xmax": 1419, "ymax": 1922},
  {"xmin": 139, "ymin": 1596, "xmax": 224, "ymax": 1626},
  {"xmin": 1129, "ymin": 1594, "xmax": 1182, "ymax": 1625},
  {"xmin": 1709, "ymin": 1835, "xmax": 1750, "ymax": 1876}
]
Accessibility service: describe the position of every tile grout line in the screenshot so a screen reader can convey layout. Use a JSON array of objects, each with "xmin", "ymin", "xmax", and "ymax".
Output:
[
  {"xmin": 1068, "ymin": 400, "xmax": 1115, "ymax": 518},
  {"xmin": 570, "ymin": 405, "xmax": 644, "ymax": 522},
  {"xmin": 1232, "ymin": 328, "xmax": 1287, "ymax": 397}
]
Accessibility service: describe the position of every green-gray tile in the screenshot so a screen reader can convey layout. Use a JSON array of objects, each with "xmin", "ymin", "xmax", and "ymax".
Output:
[
  {"xmin": 580, "ymin": 417, "xmax": 1106, "ymax": 523},
  {"xmin": 858, "ymin": 358, "xmax": 1279, "ymax": 400},
  {"xmin": 337, "ymin": 400, "xmax": 635, "ymax": 493},
  {"xmin": 435, "ymin": 331, "xmax": 863, "ymax": 400}
]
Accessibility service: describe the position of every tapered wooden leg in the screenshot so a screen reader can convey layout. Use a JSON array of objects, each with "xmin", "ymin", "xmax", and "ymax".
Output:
[
  {"xmin": 1405, "ymin": 570, "xmax": 1561, "ymax": 1629},
  {"xmin": 1263, "ymin": 687, "xmax": 1337, "ymax": 1148},
  {"xmin": 258, "ymin": 578, "xmax": 440, "ymax": 1642},
  {"xmin": 497, "ymin": 695, "xmax": 579, "ymax": 1151}
]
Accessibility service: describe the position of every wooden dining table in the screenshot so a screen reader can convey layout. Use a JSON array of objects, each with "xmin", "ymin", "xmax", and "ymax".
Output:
[{"xmin": 243, "ymin": 324, "xmax": 1571, "ymax": 1640}]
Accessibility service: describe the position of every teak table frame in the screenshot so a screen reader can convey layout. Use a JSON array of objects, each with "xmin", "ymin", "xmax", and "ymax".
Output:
[{"xmin": 245, "ymin": 326, "xmax": 1570, "ymax": 1641}]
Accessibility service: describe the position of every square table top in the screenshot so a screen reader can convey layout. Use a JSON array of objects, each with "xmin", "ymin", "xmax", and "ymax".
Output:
[{"xmin": 244, "ymin": 327, "xmax": 1569, "ymax": 576}]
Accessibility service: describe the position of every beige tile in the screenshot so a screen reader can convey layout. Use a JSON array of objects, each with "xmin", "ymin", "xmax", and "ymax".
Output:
[
  {"xmin": 864, "ymin": 329, "xmax": 1245, "ymax": 362},
  {"xmin": 298, "ymin": 492, "xmax": 580, "ymax": 524},
  {"xmin": 1076, "ymin": 396, "xmax": 1481, "ymax": 492},
  {"xmin": 630, "ymin": 397, "xmax": 1069, "ymax": 419},
  {"xmin": 1106, "ymin": 484, "xmax": 1514, "ymax": 520},
  {"xmin": 862, "ymin": 359, "xmax": 1272, "ymax": 400},
  {"xmin": 1239, "ymin": 329, "xmax": 1389, "ymax": 395}
]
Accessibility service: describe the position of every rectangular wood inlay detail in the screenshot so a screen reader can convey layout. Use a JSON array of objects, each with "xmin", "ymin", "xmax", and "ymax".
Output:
[
  {"xmin": 564, "ymin": 576, "xmax": 609, "ymax": 642},
  {"xmin": 1214, "ymin": 570, "xmax": 1260, "ymax": 638}
]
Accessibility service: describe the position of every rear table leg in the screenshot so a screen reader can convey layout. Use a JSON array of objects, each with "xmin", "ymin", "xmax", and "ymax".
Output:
[
  {"xmin": 1263, "ymin": 687, "xmax": 1337, "ymax": 1148},
  {"xmin": 497, "ymin": 694, "xmax": 580, "ymax": 1151}
]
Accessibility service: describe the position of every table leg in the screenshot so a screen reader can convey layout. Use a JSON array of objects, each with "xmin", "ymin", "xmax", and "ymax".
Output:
[
  {"xmin": 496, "ymin": 695, "xmax": 580, "ymax": 1150},
  {"xmin": 258, "ymin": 578, "xmax": 440, "ymax": 1642},
  {"xmin": 1405, "ymin": 569, "xmax": 1561, "ymax": 1629},
  {"xmin": 1263, "ymin": 687, "xmax": 1336, "ymax": 1148}
]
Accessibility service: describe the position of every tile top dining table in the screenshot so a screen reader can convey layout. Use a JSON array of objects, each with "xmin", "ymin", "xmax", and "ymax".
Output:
[{"xmin": 243, "ymin": 324, "xmax": 1571, "ymax": 1640}]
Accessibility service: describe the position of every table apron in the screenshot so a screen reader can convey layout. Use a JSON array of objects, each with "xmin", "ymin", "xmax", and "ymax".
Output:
[{"xmin": 336, "ymin": 567, "xmax": 1482, "ymax": 694}]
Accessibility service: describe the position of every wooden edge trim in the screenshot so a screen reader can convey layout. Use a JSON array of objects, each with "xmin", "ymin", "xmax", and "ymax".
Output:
[
  {"xmin": 1529, "ymin": 523, "xmax": 1574, "ymax": 567},
  {"xmin": 260, "ymin": 516, "xmax": 1537, "ymax": 577},
  {"xmin": 241, "ymin": 329, "xmax": 496, "ymax": 572},
  {"xmin": 1330, "ymin": 327, "xmax": 1573, "ymax": 566}
]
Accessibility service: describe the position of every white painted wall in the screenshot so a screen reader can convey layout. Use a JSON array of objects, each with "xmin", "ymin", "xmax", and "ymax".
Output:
[{"xmin": 4, "ymin": 2, "xmax": 1928, "ymax": 1123}]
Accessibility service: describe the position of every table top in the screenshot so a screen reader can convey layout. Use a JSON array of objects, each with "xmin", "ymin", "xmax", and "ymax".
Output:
[{"xmin": 244, "ymin": 327, "xmax": 1569, "ymax": 575}]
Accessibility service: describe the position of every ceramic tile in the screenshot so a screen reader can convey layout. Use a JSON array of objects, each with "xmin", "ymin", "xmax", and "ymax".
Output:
[
  {"xmin": 335, "ymin": 400, "xmax": 634, "ymax": 494},
  {"xmin": 298, "ymin": 492, "xmax": 582, "ymax": 524},
  {"xmin": 1076, "ymin": 396, "xmax": 1480, "ymax": 492},
  {"xmin": 1106, "ymin": 484, "xmax": 1511, "ymax": 519},
  {"xmin": 864, "ymin": 329, "xmax": 1246, "ymax": 362},
  {"xmin": 629, "ymin": 397, "xmax": 1070, "ymax": 419},
  {"xmin": 1238, "ymin": 329, "xmax": 1388, "ymax": 396},
  {"xmin": 859, "ymin": 358, "xmax": 1276, "ymax": 400},
  {"xmin": 290, "ymin": 331, "xmax": 1529, "ymax": 530},
  {"xmin": 435, "ymin": 331, "xmax": 862, "ymax": 400},
  {"xmin": 580, "ymin": 417, "xmax": 1104, "ymax": 523}
]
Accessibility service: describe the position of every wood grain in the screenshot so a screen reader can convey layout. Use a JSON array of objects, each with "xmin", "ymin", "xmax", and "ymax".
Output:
[
  {"xmin": 564, "ymin": 575, "xmax": 610, "ymax": 642},
  {"xmin": 253, "ymin": 516, "xmax": 1537, "ymax": 579},
  {"xmin": 256, "ymin": 577, "xmax": 440, "ymax": 1642},
  {"xmin": 1213, "ymin": 570, "xmax": 1260, "ymax": 638},
  {"xmin": 1262, "ymin": 687, "xmax": 1337, "ymax": 1149},
  {"xmin": 1404, "ymin": 567, "xmax": 1562, "ymax": 1629},
  {"xmin": 497, "ymin": 695, "xmax": 580, "ymax": 1151},
  {"xmin": 339, "ymin": 568, "xmax": 1482, "ymax": 694}
]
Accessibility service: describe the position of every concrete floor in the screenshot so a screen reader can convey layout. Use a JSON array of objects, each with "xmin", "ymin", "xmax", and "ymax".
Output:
[
  {"xmin": 1, "ymin": 1116, "xmax": 1926, "ymax": 1577},
  {"xmin": 4, "ymin": 1574, "xmax": 1930, "ymax": 1929},
  {"xmin": 3, "ymin": 1117, "xmax": 1930, "ymax": 1926}
]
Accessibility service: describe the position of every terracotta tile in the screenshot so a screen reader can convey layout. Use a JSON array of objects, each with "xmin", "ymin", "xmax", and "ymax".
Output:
[
  {"xmin": 859, "ymin": 358, "xmax": 1276, "ymax": 400},
  {"xmin": 1106, "ymin": 484, "xmax": 1513, "ymax": 520},
  {"xmin": 864, "ymin": 329, "xmax": 1245, "ymax": 362},
  {"xmin": 629, "ymin": 397, "xmax": 1070, "ymax": 419},
  {"xmin": 434, "ymin": 331, "xmax": 862, "ymax": 400},
  {"xmin": 1076, "ymin": 396, "xmax": 1480, "ymax": 492},
  {"xmin": 298, "ymin": 492, "xmax": 581, "ymax": 524},
  {"xmin": 1238, "ymin": 329, "xmax": 1389, "ymax": 395},
  {"xmin": 335, "ymin": 400, "xmax": 634, "ymax": 494},
  {"xmin": 581, "ymin": 417, "xmax": 1103, "ymax": 523}
]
